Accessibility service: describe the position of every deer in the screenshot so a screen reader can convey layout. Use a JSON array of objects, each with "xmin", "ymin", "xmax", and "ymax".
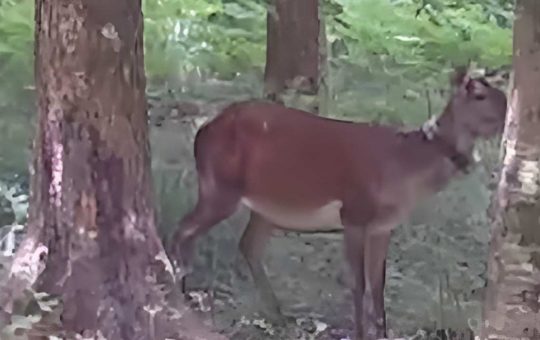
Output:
[{"xmin": 168, "ymin": 68, "xmax": 507, "ymax": 340}]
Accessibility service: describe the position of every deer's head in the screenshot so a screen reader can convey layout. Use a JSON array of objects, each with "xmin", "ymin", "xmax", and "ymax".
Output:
[{"xmin": 432, "ymin": 68, "xmax": 508, "ymax": 158}]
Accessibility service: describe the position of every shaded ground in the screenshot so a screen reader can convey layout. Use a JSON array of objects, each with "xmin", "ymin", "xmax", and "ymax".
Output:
[{"xmin": 183, "ymin": 204, "xmax": 488, "ymax": 340}]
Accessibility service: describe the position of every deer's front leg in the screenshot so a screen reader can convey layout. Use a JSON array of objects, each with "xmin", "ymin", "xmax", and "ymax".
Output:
[
  {"xmin": 363, "ymin": 229, "xmax": 391, "ymax": 339},
  {"xmin": 344, "ymin": 226, "xmax": 366, "ymax": 340}
]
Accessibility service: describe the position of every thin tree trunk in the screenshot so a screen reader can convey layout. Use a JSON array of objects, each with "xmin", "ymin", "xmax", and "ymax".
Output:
[
  {"xmin": 264, "ymin": 0, "xmax": 323, "ymax": 113},
  {"xmin": 481, "ymin": 1, "xmax": 540, "ymax": 338},
  {"xmin": 0, "ymin": 1, "xmax": 226, "ymax": 339}
]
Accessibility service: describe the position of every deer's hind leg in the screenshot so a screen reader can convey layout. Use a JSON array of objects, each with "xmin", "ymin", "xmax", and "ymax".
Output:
[
  {"xmin": 238, "ymin": 211, "xmax": 284, "ymax": 323},
  {"xmin": 170, "ymin": 179, "xmax": 242, "ymax": 282}
]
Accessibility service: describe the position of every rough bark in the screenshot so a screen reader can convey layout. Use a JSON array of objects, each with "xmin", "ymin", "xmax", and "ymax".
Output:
[
  {"xmin": 0, "ymin": 1, "xmax": 226, "ymax": 339},
  {"xmin": 481, "ymin": 1, "xmax": 540, "ymax": 338},
  {"xmin": 264, "ymin": 0, "xmax": 323, "ymax": 113}
]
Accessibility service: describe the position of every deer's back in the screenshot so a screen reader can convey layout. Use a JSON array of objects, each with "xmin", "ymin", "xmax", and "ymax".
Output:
[{"xmin": 193, "ymin": 101, "xmax": 414, "ymax": 230}]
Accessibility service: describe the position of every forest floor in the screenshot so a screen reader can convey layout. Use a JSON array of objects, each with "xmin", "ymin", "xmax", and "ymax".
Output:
[{"xmin": 182, "ymin": 210, "xmax": 484, "ymax": 340}]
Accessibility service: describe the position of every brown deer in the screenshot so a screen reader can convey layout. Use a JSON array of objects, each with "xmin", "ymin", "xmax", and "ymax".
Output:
[{"xmin": 168, "ymin": 68, "xmax": 507, "ymax": 340}]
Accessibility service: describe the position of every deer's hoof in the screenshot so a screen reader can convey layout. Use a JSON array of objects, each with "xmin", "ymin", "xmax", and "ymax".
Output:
[{"xmin": 260, "ymin": 307, "xmax": 293, "ymax": 327}]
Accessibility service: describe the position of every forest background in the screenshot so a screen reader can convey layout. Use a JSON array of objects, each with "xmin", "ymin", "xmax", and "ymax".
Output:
[{"xmin": 0, "ymin": 0, "xmax": 514, "ymax": 338}]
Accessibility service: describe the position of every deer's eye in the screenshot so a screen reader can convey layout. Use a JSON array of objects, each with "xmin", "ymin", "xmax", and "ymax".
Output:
[{"xmin": 475, "ymin": 94, "xmax": 486, "ymax": 101}]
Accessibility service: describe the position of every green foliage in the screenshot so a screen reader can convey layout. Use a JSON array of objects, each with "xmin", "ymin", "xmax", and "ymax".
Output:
[
  {"xmin": 0, "ymin": 0, "xmax": 34, "ymax": 107},
  {"xmin": 417, "ymin": 0, "xmax": 514, "ymax": 28},
  {"xmin": 143, "ymin": 0, "xmax": 266, "ymax": 80},
  {"xmin": 0, "ymin": 0, "xmax": 513, "ymax": 101},
  {"xmin": 334, "ymin": 0, "xmax": 512, "ymax": 81}
]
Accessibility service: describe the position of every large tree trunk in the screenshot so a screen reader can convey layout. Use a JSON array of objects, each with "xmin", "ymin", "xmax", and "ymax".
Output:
[
  {"xmin": 264, "ymin": 0, "xmax": 324, "ymax": 113},
  {"xmin": 0, "ymin": 1, "xmax": 225, "ymax": 339},
  {"xmin": 481, "ymin": 1, "xmax": 540, "ymax": 338}
]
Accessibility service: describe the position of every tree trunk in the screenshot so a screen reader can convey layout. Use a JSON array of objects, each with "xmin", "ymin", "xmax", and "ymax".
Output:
[
  {"xmin": 0, "ymin": 1, "xmax": 226, "ymax": 339},
  {"xmin": 264, "ymin": 0, "xmax": 323, "ymax": 113},
  {"xmin": 481, "ymin": 1, "xmax": 540, "ymax": 338}
]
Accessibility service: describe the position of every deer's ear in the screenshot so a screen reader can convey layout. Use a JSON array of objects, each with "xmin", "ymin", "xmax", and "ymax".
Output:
[{"xmin": 451, "ymin": 66, "xmax": 470, "ymax": 88}]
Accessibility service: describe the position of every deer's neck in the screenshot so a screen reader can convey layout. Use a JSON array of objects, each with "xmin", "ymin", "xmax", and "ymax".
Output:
[
  {"xmin": 391, "ymin": 125, "xmax": 476, "ymax": 199},
  {"xmin": 431, "ymin": 113, "xmax": 477, "ymax": 169},
  {"xmin": 424, "ymin": 132, "xmax": 474, "ymax": 173}
]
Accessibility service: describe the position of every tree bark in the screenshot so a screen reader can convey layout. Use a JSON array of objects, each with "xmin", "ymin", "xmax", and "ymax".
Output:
[
  {"xmin": 264, "ymin": 0, "xmax": 323, "ymax": 113},
  {"xmin": 481, "ymin": 1, "xmax": 540, "ymax": 338},
  {"xmin": 0, "ymin": 1, "xmax": 226, "ymax": 339}
]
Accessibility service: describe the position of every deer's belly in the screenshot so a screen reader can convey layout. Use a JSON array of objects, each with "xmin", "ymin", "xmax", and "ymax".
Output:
[{"xmin": 241, "ymin": 198, "xmax": 344, "ymax": 231}]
